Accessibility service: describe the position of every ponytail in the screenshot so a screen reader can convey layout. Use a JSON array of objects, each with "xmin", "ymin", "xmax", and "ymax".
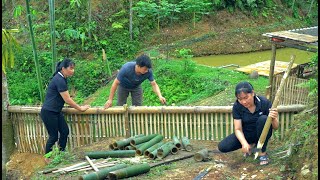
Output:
[{"xmin": 52, "ymin": 58, "xmax": 75, "ymax": 77}]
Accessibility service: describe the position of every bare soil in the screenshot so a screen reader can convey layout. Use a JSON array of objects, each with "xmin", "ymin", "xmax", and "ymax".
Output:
[{"xmin": 5, "ymin": 137, "xmax": 289, "ymax": 180}]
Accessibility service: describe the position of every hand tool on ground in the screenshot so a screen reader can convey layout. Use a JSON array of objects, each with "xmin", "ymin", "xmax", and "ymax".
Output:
[
  {"xmin": 193, "ymin": 165, "xmax": 214, "ymax": 180},
  {"xmin": 254, "ymin": 55, "xmax": 295, "ymax": 159}
]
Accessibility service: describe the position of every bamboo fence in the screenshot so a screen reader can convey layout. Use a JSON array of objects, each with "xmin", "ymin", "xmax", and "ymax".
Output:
[
  {"xmin": 272, "ymin": 75, "xmax": 310, "ymax": 105},
  {"xmin": 8, "ymin": 105, "xmax": 306, "ymax": 154}
]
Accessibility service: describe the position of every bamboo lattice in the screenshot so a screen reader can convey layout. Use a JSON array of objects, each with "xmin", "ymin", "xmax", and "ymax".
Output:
[{"xmin": 8, "ymin": 105, "xmax": 305, "ymax": 154}]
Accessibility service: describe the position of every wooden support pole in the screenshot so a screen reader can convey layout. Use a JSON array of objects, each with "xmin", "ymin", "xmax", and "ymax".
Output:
[
  {"xmin": 266, "ymin": 42, "xmax": 277, "ymax": 101},
  {"xmin": 124, "ymin": 104, "xmax": 130, "ymax": 138}
]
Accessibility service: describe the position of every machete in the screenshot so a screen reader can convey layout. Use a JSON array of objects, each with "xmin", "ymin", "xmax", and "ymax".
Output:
[{"xmin": 254, "ymin": 55, "xmax": 295, "ymax": 159}]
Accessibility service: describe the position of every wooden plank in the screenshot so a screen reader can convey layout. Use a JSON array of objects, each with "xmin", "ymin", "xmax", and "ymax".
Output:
[{"xmin": 265, "ymin": 31, "xmax": 318, "ymax": 43}]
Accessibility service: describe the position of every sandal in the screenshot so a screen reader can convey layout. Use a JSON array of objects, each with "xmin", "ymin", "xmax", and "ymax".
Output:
[{"xmin": 259, "ymin": 154, "xmax": 269, "ymax": 166}]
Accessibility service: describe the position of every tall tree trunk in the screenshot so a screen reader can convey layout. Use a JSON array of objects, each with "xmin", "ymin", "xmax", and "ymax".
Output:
[
  {"xmin": 26, "ymin": 0, "xmax": 45, "ymax": 103},
  {"xmin": 307, "ymin": 0, "xmax": 315, "ymax": 17},
  {"xmin": 129, "ymin": 0, "xmax": 133, "ymax": 40},
  {"xmin": 49, "ymin": 0, "xmax": 57, "ymax": 74},
  {"xmin": 2, "ymin": 70, "xmax": 15, "ymax": 179},
  {"xmin": 88, "ymin": 0, "xmax": 92, "ymax": 39}
]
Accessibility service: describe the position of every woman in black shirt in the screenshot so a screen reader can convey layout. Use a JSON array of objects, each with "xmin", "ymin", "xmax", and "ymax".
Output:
[
  {"xmin": 40, "ymin": 58, "xmax": 90, "ymax": 163},
  {"xmin": 218, "ymin": 81, "xmax": 278, "ymax": 166}
]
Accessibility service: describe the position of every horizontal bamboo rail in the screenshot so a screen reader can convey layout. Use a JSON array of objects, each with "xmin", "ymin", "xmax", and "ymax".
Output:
[{"xmin": 8, "ymin": 105, "xmax": 306, "ymax": 154}]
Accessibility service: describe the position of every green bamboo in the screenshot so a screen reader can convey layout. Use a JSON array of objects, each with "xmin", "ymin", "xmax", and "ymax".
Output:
[
  {"xmin": 254, "ymin": 55, "xmax": 295, "ymax": 159},
  {"xmin": 157, "ymin": 142, "xmax": 175, "ymax": 159},
  {"xmin": 136, "ymin": 135, "xmax": 164, "ymax": 155},
  {"xmin": 144, "ymin": 141, "xmax": 165, "ymax": 157},
  {"xmin": 25, "ymin": 0, "xmax": 44, "ymax": 103},
  {"xmin": 108, "ymin": 163, "xmax": 150, "ymax": 180},
  {"xmin": 181, "ymin": 137, "xmax": 193, "ymax": 152},
  {"xmin": 79, "ymin": 164, "xmax": 127, "ymax": 180},
  {"xmin": 133, "ymin": 141, "xmax": 147, "ymax": 150},
  {"xmin": 130, "ymin": 134, "xmax": 158, "ymax": 146},
  {"xmin": 113, "ymin": 134, "xmax": 144, "ymax": 149},
  {"xmin": 172, "ymin": 136, "xmax": 181, "ymax": 149},
  {"xmin": 194, "ymin": 149, "xmax": 209, "ymax": 162},
  {"xmin": 85, "ymin": 150, "xmax": 136, "ymax": 159},
  {"xmin": 48, "ymin": 0, "xmax": 57, "ymax": 74}
]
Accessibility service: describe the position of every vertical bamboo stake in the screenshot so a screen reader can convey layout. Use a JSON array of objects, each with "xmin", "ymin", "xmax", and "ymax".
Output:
[
  {"xmin": 141, "ymin": 113, "xmax": 145, "ymax": 135},
  {"xmin": 177, "ymin": 113, "xmax": 180, "ymax": 138},
  {"xmin": 75, "ymin": 115, "xmax": 80, "ymax": 147},
  {"xmin": 164, "ymin": 113, "xmax": 167, "ymax": 138},
  {"xmin": 130, "ymin": 114, "xmax": 134, "ymax": 137},
  {"xmin": 180, "ymin": 113, "xmax": 183, "ymax": 138},
  {"xmin": 210, "ymin": 113, "xmax": 214, "ymax": 140},
  {"xmin": 254, "ymin": 55, "xmax": 295, "ymax": 159},
  {"xmin": 214, "ymin": 113, "xmax": 218, "ymax": 141},
  {"xmin": 18, "ymin": 113, "xmax": 24, "ymax": 152},
  {"xmin": 193, "ymin": 113, "xmax": 197, "ymax": 140},
  {"xmin": 189, "ymin": 113, "xmax": 193, "ymax": 139},
  {"xmin": 196, "ymin": 113, "xmax": 200, "ymax": 140},
  {"xmin": 132, "ymin": 114, "xmax": 136, "ymax": 135},
  {"xmin": 157, "ymin": 113, "xmax": 160, "ymax": 134},
  {"xmin": 145, "ymin": 113, "xmax": 149, "ymax": 135},
  {"xmin": 108, "ymin": 114, "xmax": 112, "ymax": 137},
  {"xmin": 225, "ymin": 113, "xmax": 229, "ymax": 138},
  {"xmin": 168, "ymin": 113, "xmax": 171, "ymax": 138},
  {"xmin": 285, "ymin": 113, "xmax": 290, "ymax": 131},
  {"xmin": 184, "ymin": 113, "xmax": 188, "ymax": 138},
  {"xmin": 201, "ymin": 113, "xmax": 204, "ymax": 140},
  {"xmin": 280, "ymin": 113, "xmax": 284, "ymax": 139},
  {"xmin": 230, "ymin": 113, "xmax": 234, "ymax": 134},
  {"xmin": 205, "ymin": 113, "xmax": 209, "ymax": 140},
  {"xmin": 152, "ymin": 113, "xmax": 156, "ymax": 135},
  {"xmin": 220, "ymin": 113, "xmax": 223, "ymax": 140}
]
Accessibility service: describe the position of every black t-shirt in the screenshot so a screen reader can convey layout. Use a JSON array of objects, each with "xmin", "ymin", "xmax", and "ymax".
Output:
[
  {"xmin": 232, "ymin": 95, "xmax": 272, "ymax": 133},
  {"xmin": 42, "ymin": 72, "xmax": 68, "ymax": 112}
]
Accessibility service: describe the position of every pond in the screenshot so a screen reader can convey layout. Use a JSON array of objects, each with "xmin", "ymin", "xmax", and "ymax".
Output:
[{"xmin": 192, "ymin": 48, "xmax": 316, "ymax": 68}]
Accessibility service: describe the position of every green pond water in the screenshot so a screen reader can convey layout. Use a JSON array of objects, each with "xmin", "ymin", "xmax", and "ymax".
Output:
[{"xmin": 192, "ymin": 48, "xmax": 316, "ymax": 68}]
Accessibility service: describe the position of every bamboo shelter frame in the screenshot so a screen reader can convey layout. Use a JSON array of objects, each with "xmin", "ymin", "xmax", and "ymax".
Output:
[
  {"xmin": 263, "ymin": 26, "xmax": 318, "ymax": 101},
  {"xmin": 8, "ymin": 105, "xmax": 305, "ymax": 154}
]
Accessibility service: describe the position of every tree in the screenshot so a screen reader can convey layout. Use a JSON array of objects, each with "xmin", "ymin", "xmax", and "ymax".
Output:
[
  {"xmin": 26, "ymin": 0, "xmax": 45, "ymax": 103},
  {"xmin": 2, "ymin": 28, "xmax": 19, "ymax": 180},
  {"xmin": 48, "ymin": 0, "xmax": 57, "ymax": 74},
  {"xmin": 180, "ymin": 0, "xmax": 212, "ymax": 28}
]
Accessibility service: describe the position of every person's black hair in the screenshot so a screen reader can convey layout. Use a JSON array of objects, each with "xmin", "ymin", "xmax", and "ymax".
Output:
[
  {"xmin": 52, "ymin": 58, "xmax": 75, "ymax": 77},
  {"xmin": 135, "ymin": 54, "xmax": 152, "ymax": 69},
  {"xmin": 235, "ymin": 81, "xmax": 254, "ymax": 96}
]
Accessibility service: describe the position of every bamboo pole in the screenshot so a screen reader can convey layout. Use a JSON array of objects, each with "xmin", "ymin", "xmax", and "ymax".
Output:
[
  {"xmin": 254, "ymin": 55, "xmax": 295, "ymax": 159},
  {"xmin": 206, "ymin": 113, "xmax": 209, "ymax": 140},
  {"xmin": 85, "ymin": 156, "xmax": 99, "ymax": 172}
]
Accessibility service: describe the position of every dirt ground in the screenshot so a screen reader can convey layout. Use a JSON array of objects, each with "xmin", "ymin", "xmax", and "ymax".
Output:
[{"xmin": 5, "ymin": 137, "xmax": 290, "ymax": 180}]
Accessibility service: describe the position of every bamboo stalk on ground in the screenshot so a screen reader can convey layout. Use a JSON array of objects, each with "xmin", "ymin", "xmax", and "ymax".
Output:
[{"xmin": 254, "ymin": 55, "xmax": 295, "ymax": 159}]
